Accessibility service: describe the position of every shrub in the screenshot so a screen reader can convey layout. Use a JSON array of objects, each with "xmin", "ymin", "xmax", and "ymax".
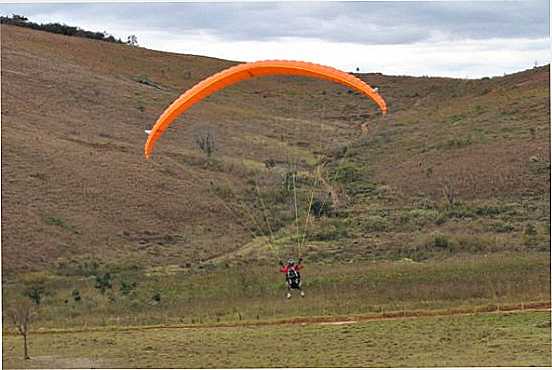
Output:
[
  {"xmin": 71, "ymin": 289, "xmax": 81, "ymax": 302},
  {"xmin": 413, "ymin": 197, "xmax": 435, "ymax": 209},
  {"xmin": 332, "ymin": 144, "xmax": 350, "ymax": 160},
  {"xmin": 82, "ymin": 260, "xmax": 100, "ymax": 276},
  {"xmin": 489, "ymin": 221, "xmax": 514, "ymax": 233},
  {"xmin": 194, "ymin": 130, "xmax": 216, "ymax": 158},
  {"xmin": 332, "ymin": 161, "xmax": 361, "ymax": 183},
  {"xmin": 448, "ymin": 114, "xmax": 465, "ymax": 124},
  {"xmin": 434, "ymin": 212, "xmax": 448, "ymax": 225},
  {"xmin": 310, "ymin": 198, "xmax": 332, "ymax": 217},
  {"xmin": 431, "ymin": 232, "xmax": 450, "ymax": 249},
  {"xmin": 24, "ymin": 286, "xmax": 45, "ymax": 306},
  {"xmin": 152, "ymin": 292, "xmax": 161, "ymax": 303},
  {"xmin": 525, "ymin": 223, "xmax": 537, "ymax": 236},
  {"xmin": 281, "ymin": 169, "xmax": 298, "ymax": 195},
  {"xmin": 120, "ymin": 281, "xmax": 137, "ymax": 296},
  {"xmin": 445, "ymin": 204, "xmax": 475, "ymax": 219},
  {"xmin": 210, "ymin": 182, "xmax": 234, "ymax": 200},
  {"xmin": 95, "ymin": 273, "xmax": 113, "ymax": 294},
  {"xmin": 311, "ymin": 220, "xmax": 348, "ymax": 241},
  {"xmin": 454, "ymin": 234, "xmax": 495, "ymax": 253},
  {"xmin": 475, "ymin": 205, "xmax": 502, "ymax": 216},
  {"xmin": 264, "ymin": 159, "xmax": 276, "ymax": 169},
  {"xmin": 528, "ymin": 159, "xmax": 550, "ymax": 175},
  {"xmin": 405, "ymin": 209, "xmax": 439, "ymax": 227},
  {"xmin": 135, "ymin": 76, "xmax": 161, "ymax": 89},
  {"xmin": 45, "ymin": 216, "xmax": 68, "ymax": 228},
  {"xmin": 362, "ymin": 215, "xmax": 390, "ymax": 233},
  {"xmin": 57, "ymin": 259, "xmax": 101, "ymax": 277},
  {"xmin": 441, "ymin": 181, "xmax": 458, "ymax": 206}
]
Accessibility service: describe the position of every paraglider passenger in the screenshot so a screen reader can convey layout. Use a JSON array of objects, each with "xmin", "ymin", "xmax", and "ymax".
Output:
[{"xmin": 279, "ymin": 258, "xmax": 305, "ymax": 299}]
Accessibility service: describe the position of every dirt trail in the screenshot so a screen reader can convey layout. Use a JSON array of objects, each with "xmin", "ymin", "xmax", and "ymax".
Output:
[{"xmin": 7, "ymin": 301, "xmax": 549, "ymax": 336}]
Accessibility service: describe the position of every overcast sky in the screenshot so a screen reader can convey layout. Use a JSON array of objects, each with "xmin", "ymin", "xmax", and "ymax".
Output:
[{"xmin": 1, "ymin": 1, "xmax": 550, "ymax": 78}]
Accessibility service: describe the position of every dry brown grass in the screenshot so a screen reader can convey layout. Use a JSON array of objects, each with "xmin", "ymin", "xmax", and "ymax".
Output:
[
  {"xmin": 1, "ymin": 24, "xmax": 549, "ymax": 276},
  {"xmin": 0, "ymin": 25, "xmax": 359, "ymax": 273}
]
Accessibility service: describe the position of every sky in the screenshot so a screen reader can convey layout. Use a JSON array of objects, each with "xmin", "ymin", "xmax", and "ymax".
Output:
[{"xmin": 0, "ymin": 1, "xmax": 550, "ymax": 78}]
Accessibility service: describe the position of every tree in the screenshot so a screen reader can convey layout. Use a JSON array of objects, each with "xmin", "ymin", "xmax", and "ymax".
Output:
[
  {"xmin": 8, "ymin": 299, "xmax": 35, "ymax": 360},
  {"xmin": 127, "ymin": 34, "xmax": 138, "ymax": 47},
  {"xmin": 12, "ymin": 14, "xmax": 28, "ymax": 22},
  {"xmin": 440, "ymin": 179, "xmax": 457, "ymax": 207},
  {"xmin": 264, "ymin": 159, "xmax": 276, "ymax": 170},
  {"xmin": 194, "ymin": 130, "xmax": 216, "ymax": 158}
]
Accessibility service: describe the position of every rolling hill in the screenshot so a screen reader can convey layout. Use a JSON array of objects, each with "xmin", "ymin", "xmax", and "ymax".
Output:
[{"xmin": 1, "ymin": 24, "xmax": 549, "ymax": 278}]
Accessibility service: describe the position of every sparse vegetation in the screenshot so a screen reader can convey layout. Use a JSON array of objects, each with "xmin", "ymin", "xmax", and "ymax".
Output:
[
  {"xmin": 194, "ymin": 129, "xmax": 217, "ymax": 158},
  {"xmin": 134, "ymin": 76, "xmax": 162, "ymax": 89},
  {"xmin": 43, "ymin": 215, "xmax": 75, "ymax": 231}
]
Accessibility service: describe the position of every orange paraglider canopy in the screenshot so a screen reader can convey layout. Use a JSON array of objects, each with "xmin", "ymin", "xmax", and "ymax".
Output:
[{"xmin": 145, "ymin": 60, "xmax": 387, "ymax": 158}]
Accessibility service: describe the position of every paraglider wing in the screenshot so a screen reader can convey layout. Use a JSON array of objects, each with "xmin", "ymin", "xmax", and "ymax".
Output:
[{"xmin": 145, "ymin": 60, "xmax": 387, "ymax": 158}]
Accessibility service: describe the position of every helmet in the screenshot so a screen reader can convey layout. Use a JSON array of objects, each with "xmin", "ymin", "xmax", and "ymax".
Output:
[{"xmin": 287, "ymin": 258, "xmax": 295, "ymax": 265}]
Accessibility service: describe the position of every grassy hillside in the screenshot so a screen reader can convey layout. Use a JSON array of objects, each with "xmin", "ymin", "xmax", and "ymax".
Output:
[
  {"xmin": 1, "ymin": 23, "xmax": 550, "ymax": 325},
  {"xmin": 0, "ymin": 24, "xmax": 363, "ymax": 274},
  {"xmin": 293, "ymin": 65, "xmax": 551, "ymax": 264},
  {"xmin": 2, "ymin": 24, "xmax": 549, "ymax": 275}
]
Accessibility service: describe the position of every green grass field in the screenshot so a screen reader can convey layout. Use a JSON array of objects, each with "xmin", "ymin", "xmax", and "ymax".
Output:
[{"xmin": 3, "ymin": 311, "xmax": 550, "ymax": 368}]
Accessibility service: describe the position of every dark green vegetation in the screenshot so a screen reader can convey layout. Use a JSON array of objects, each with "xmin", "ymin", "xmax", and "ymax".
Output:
[
  {"xmin": 1, "ymin": 24, "xmax": 550, "ymax": 367},
  {"xmin": 0, "ymin": 15, "xmax": 123, "ymax": 44},
  {"xmin": 4, "ymin": 311, "xmax": 551, "ymax": 368}
]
